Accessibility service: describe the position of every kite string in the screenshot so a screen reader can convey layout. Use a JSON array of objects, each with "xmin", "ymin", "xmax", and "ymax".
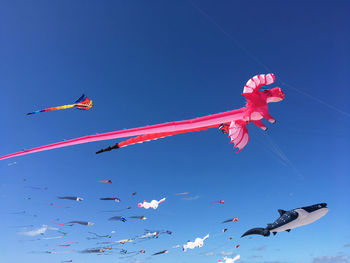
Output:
[{"xmin": 189, "ymin": 0, "xmax": 350, "ymax": 118}]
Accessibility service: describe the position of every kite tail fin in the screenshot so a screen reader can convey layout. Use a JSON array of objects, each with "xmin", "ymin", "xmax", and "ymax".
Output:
[
  {"xmin": 241, "ymin": 227, "xmax": 270, "ymax": 237},
  {"xmin": 75, "ymin": 94, "xmax": 86, "ymax": 103},
  {"xmin": 96, "ymin": 143, "xmax": 120, "ymax": 154}
]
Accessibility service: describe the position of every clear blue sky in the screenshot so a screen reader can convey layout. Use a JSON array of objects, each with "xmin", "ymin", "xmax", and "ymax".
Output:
[{"xmin": 1, "ymin": 1, "xmax": 350, "ymax": 263}]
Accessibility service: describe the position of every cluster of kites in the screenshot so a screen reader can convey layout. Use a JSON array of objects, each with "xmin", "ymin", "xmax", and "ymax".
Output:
[{"xmin": 5, "ymin": 74, "xmax": 328, "ymax": 262}]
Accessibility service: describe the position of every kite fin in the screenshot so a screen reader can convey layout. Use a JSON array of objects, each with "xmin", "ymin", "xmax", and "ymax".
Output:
[
  {"xmin": 96, "ymin": 143, "xmax": 120, "ymax": 154},
  {"xmin": 228, "ymin": 120, "xmax": 249, "ymax": 153},
  {"xmin": 75, "ymin": 94, "xmax": 86, "ymax": 103},
  {"xmin": 241, "ymin": 227, "xmax": 270, "ymax": 237},
  {"xmin": 278, "ymin": 209, "xmax": 287, "ymax": 216}
]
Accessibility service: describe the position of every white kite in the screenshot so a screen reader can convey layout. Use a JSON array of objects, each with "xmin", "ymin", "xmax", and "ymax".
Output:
[
  {"xmin": 183, "ymin": 234, "xmax": 209, "ymax": 252},
  {"xmin": 219, "ymin": 255, "xmax": 240, "ymax": 263},
  {"xmin": 138, "ymin": 198, "xmax": 166, "ymax": 209}
]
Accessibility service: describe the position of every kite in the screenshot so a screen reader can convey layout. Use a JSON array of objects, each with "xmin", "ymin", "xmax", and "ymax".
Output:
[
  {"xmin": 58, "ymin": 196, "xmax": 83, "ymax": 201},
  {"xmin": 115, "ymin": 238, "xmax": 134, "ymax": 244},
  {"xmin": 69, "ymin": 221, "xmax": 94, "ymax": 226},
  {"xmin": 223, "ymin": 228, "xmax": 228, "ymax": 233},
  {"xmin": 49, "ymin": 203, "xmax": 70, "ymax": 208},
  {"xmin": 98, "ymin": 180, "xmax": 112, "ymax": 183},
  {"xmin": 26, "ymin": 94, "xmax": 92, "ymax": 115},
  {"xmin": 53, "ymin": 222, "xmax": 73, "ymax": 227},
  {"xmin": 61, "ymin": 260, "xmax": 72, "ymax": 263},
  {"xmin": 176, "ymin": 192, "xmax": 189, "ymax": 195},
  {"xmin": 138, "ymin": 198, "xmax": 166, "ymax": 210},
  {"xmin": 183, "ymin": 234, "xmax": 209, "ymax": 252},
  {"xmin": 100, "ymin": 197, "xmax": 121, "ymax": 202},
  {"xmin": 152, "ymin": 250, "xmax": 168, "ymax": 256},
  {"xmin": 57, "ymin": 242, "xmax": 79, "ymax": 247},
  {"xmin": 222, "ymin": 218, "xmax": 238, "ymax": 223},
  {"xmin": 88, "ymin": 232, "xmax": 112, "ymax": 239},
  {"xmin": 235, "ymin": 244, "xmax": 240, "ymax": 248},
  {"xmin": 80, "ymin": 249, "xmax": 105, "ymax": 254},
  {"xmin": 219, "ymin": 255, "xmax": 240, "ymax": 263},
  {"xmin": 212, "ymin": 200, "xmax": 225, "ymax": 204},
  {"xmin": 241, "ymin": 203, "xmax": 328, "ymax": 237},
  {"xmin": 108, "ymin": 216, "xmax": 127, "ymax": 222},
  {"xmin": 138, "ymin": 231, "xmax": 159, "ymax": 239},
  {"xmin": 0, "ymin": 74, "xmax": 284, "ymax": 160},
  {"xmin": 132, "ymin": 192, "xmax": 137, "ymax": 195},
  {"xmin": 42, "ymin": 233, "xmax": 67, "ymax": 240},
  {"xmin": 129, "ymin": 216, "xmax": 147, "ymax": 220}
]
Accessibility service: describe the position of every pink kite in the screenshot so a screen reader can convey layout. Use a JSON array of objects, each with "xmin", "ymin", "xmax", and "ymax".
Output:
[{"xmin": 0, "ymin": 74, "xmax": 284, "ymax": 160}]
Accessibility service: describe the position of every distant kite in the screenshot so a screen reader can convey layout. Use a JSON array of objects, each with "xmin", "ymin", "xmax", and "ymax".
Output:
[
  {"xmin": 138, "ymin": 198, "xmax": 166, "ymax": 210},
  {"xmin": 98, "ymin": 180, "xmax": 112, "ymax": 183},
  {"xmin": 26, "ymin": 94, "xmax": 92, "ymax": 115},
  {"xmin": 212, "ymin": 200, "xmax": 225, "ymax": 204},
  {"xmin": 100, "ymin": 197, "xmax": 120, "ymax": 202},
  {"xmin": 108, "ymin": 216, "xmax": 127, "ymax": 222},
  {"xmin": 69, "ymin": 221, "xmax": 94, "ymax": 226},
  {"xmin": 129, "ymin": 216, "xmax": 147, "ymax": 220},
  {"xmin": 49, "ymin": 203, "xmax": 70, "ymax": 208},
  {"xmin": 58, "ymin": 196, "xmax": 83, "ymax": 201},
  {"xmin": 175, "ymin": 192, "xmax": 189, "ymax": 195},
  {"xmin": 152, "ymin": 250, "xmax": 168, "ymax": 256},
  {"xmin": 1, "ymin": 74, "xmax": 284, "ymax": 160},
  {"xmin": 183, "ymin": 234, "xmax": 209, "ymax": 252},
  {"xmin": 222, "ymin": 218, "xmax": 238, "ymax": 223}
]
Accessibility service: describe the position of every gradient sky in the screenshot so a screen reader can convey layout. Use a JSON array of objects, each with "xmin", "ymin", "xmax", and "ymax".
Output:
[{"xmin": 1, "ymin": 1, "xmax": 350, "ymax": 263}]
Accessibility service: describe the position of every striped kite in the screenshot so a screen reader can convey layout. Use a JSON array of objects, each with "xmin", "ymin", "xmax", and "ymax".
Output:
[{"xmin": 26, "ymin": 94, "xmax": 92, "ymax": 115}]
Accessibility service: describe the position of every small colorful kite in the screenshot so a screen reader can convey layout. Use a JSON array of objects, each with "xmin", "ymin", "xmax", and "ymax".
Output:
[
  {"xmin": 69, "ymin": 221, "xmax": 94, "ymax": 226},
  {"xmin": 1, "ymin": 74, "xmax": 284, "ymax": 160},
  {"xmin": 100, "ymin": 197, "xmax": 120, "ymax": 202},
  {"xmin": 58, "ymin": 196, "xmax": 83, "ymax": 201},
  {"xmin": 222, "ymin": 218, "xmax": 238, "ymax": 223},
  {"xmin": 138, "ymin": 198, "xmax": 166, "ymax": 210},
  {"xmin": 108, "ymin": 216, "xmax": 127, "ymax": 222},
  {"xmin": 175, "ymin": 192, "xmax": 189, "ymax": 195},
  {"xmin": 98, "ymin": 180, "xmax": 112, "ymax": 183},
  {"xmin": 212, "ymin": 200, "xmax": 225, "ymax": 204},
  {"xmin": 26, "ymin": 94, "xmax": 92, "ymax": 115},
  {"xmin": 129, "ymin": 216, "xmax": 147, "ymax": 220}
]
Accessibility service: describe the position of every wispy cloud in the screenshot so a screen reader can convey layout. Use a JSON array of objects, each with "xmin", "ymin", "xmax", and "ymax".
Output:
[
  {"xmin": 220, "ymin": 251, "xmax": 233, "ymax": 256},
  {"xmin": 252, "ymin": 245, "xmax": 267, "ymax": 251},
  {"xmin": 312, "ymin": 255, "xmax": 350, "ymax": 263},
  {"xmin": 182, "ymin": 195, "xmax": 200, "ymax": 201},
  {"xmin": 205, "ymin": 252, "xmax": 214, "ymax": 256}
]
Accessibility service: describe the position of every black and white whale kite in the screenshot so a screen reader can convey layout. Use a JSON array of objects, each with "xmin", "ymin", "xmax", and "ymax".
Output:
[{"xmin": 241, "ymin": 203, "xmax": 328, "ymax": 237}]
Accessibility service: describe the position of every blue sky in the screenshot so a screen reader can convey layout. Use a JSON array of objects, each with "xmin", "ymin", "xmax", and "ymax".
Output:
[{"xmin": 1, "ymin": 0, "xmax": 350, "ymax": 263}]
